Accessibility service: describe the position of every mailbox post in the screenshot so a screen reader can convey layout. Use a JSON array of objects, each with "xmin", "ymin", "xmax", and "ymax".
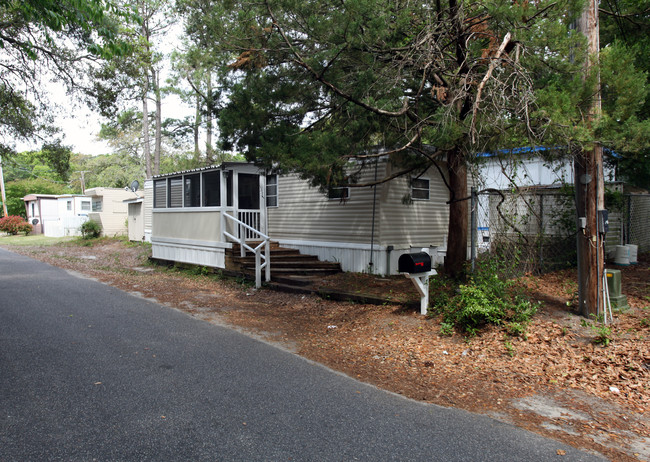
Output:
[{"xmin": 398, "ymin": 251, "xmax": 437, "ymax": 315}]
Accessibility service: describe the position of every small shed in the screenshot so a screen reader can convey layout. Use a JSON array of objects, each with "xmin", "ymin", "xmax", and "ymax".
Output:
[{"xmin": 124, "ymin": 197, "xmax": 145, "ymax": 242}]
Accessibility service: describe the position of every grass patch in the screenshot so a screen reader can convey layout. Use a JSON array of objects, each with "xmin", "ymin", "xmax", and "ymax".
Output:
[{"xmin": 0, "ymin": 234, "xmax": 76, "ymax": 246}]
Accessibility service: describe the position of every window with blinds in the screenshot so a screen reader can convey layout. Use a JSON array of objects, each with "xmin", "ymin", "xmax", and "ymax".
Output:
[
  {"xmin": 154, "ymin": 179, "xmax": 167, "ymax": 208},
  {"xmin": 411, "ymin": 177, "xmax": 430, "ymax": 200},
  {"xmin": 327, "ymin": 187, "xmax": 349, "ymax": 200},
  {"xmin": 168, "ymin": 177, "xmax": 183, "ymax": 208}
]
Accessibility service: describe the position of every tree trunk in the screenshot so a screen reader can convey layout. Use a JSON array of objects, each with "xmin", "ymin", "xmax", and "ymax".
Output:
[
  {"xmin": 445, "ymin": 147, "xmax": 468, "ymax": 278},
  {"xmin": 206, "ymin": 73, "xmax": 214, "ymax": 162},
  {"xmin": 575, "ymin": 0, "xmax": 604, "ymax": 317},
  {"xmin": 142, "ymin": 93, "xmax": 152, "ymax": 179},
  {"xmin": 152, "ymin": 68, "xmax": 162, "ymax": 176},
  {"xmin": 194, "ymin": 94, "xmax": 201, "ymax": 162}
]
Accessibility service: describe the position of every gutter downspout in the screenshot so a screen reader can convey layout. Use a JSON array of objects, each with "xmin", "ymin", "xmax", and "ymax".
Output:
[{"xmin": 369, "ymin": 157, "xmax": 379, "ymax": 273}]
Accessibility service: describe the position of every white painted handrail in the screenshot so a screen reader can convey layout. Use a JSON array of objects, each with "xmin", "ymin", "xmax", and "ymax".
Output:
[{"xmin": 222, "ymin": 211, "xmax": 270, "ymax": 288}]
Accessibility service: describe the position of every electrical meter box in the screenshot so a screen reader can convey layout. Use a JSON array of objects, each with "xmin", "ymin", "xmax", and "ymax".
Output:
[{"xmin": 598, "ymin": 209, "xmax": 609, "ymax": 234}]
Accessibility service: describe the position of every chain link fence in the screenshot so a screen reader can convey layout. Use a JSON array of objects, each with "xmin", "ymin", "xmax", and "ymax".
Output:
[
  {"xmin": 623, "ymin": 194, "xmax": 650, "ymax": 252},
  {"xmin": 472, "ymin": 187, "xmax": 650, "ymax": 274}
]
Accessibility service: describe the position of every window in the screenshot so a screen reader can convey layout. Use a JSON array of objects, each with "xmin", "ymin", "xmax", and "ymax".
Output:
[
  {"xmin": 184, "ymin": 174, "xmax": 201, "ymax": 207},
  {"xmin": 202, "ymin": 170, "xmax": 221, "ymax": 207},
  {"xmin": 81, "ymin": 201, "xmax": 91, "ymax": 211},
  {"xmin": 327, "ymin": 187, "xmax": 349, "ymax": 201},
  {"xmin": 154, "ymin": 179, "xmax": 167, "ymax": 208},
  {"xmin": 168, "ymin": 177, "xmax": 183, "ymax": 208},
  {"xmin": 411, "ymin": 177, "xmax": 430, "ymax": 200},
  {"xmin": 92, "ymin": 199, "xmax": 102, "ymax": 212},
  {"xmin": 266, "ymin": 175, "xmax": 278, "ymax": 207},
  {"xmin": 31, "ymin": 203, "xmax": 35, "ymax": 217},
  {"xmin": 67, "ymin": 201, "xmax": 72, "ymax": 211}
]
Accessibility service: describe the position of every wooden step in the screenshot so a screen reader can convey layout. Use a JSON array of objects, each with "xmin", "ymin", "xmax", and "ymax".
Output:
[
  {"xmin": 240, "ymin": 262, "xmax": 341, "ymax": 273},
  {"xmin": 269, "ymin": 274, "xmax": 318, "ymax": 287},
  {"xmin": 226, "ymin": 240, "xmax": 342, "ymax": 282},
  {"xmin": 234, "ymin": 254, "xmax": 320, "ymax": 265},
  {"xmin": 229, "ymin": 241, "xmax": 288, "ymax": 252}
]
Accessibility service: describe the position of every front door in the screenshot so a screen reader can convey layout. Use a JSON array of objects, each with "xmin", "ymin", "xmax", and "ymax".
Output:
[{"xmin": 236, "ymin": 172, "xmax": 266, "ymax": 237}]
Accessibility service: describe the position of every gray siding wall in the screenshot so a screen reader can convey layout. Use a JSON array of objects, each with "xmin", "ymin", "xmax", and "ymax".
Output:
[
  {"xmin": 378, "ymin": 163, "xmax": 450, "ymax": 248},
  {"xmin": 268, "ymin": 169, "xmax": 379, "ymax": 245},
  {"xmin": 268, "ymin": 161, "xmax": 453, "ymax": 274}
]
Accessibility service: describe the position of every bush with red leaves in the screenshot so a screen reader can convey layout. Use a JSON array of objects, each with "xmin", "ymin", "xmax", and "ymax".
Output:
[{"xmin": 0, "ymin": 215, "xmax": 33, "ymax": 235}]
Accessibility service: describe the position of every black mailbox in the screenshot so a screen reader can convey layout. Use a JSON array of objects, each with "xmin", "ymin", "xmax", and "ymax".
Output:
[{"xmin": 398, "ymin": 252, "xmax": 432, "ymax": 273}]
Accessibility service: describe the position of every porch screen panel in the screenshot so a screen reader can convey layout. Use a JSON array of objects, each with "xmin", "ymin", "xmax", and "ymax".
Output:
[
  {"xmin": 184, "ymin": 174, "xmax": 200, "ymax": 207},
  {"xmin": 154, "ymin": 179, "xmax": 167, "ymax": 208},
  {"xmin": 202, "ymin": 171, "xmax": 221, "ymax": 206},
  {"xmin": 168, "ymin": 177, "xmax": 183, "ymax": 208}
]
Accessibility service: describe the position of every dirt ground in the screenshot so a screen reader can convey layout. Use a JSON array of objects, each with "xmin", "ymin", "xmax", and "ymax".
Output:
[{"xmin": 3, "ymin": 238, "xmax": 648, "ymax": 461}]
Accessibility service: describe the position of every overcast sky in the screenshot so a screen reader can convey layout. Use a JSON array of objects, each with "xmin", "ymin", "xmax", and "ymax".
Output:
[
  {"xmin": 14, "ymin": 84, "xmax": 194, "ymax": 157},
  {"xmin": 14, "ymin": 22, "xmax": 188, "ymax": 157}
]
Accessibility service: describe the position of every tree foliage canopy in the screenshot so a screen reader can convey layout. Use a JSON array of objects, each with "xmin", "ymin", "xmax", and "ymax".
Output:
[
  {"xmin": 173, "ymin": 0, "xmax": 648, "ymax": 188},
  {"xmin": 175, "ymin": 0, "xmax": 649, "ymax": 276},
  {"xmin": 202, "ymin": 1, "xmax": 574, "ymax": 184},
  {"xmin": 0, "ymin": 0, "xmax": 137, "ymax": 156}
]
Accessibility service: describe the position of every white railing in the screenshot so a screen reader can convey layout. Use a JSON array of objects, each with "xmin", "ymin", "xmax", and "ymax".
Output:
[
  {"xmin": 222, "ymin": 211, "xmax": 270, "ymax": 288},
  {"xmin": 237, "ymin": 211, "xmax": 262, "ymax": 239}
]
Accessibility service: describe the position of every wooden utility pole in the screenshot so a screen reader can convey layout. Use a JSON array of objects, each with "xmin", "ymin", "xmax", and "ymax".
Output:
[
  {"xmin": 0, "ymin": 156, "xmax": 8, "ymax": 217},
  {"xmin": 575, "ymin": 0, "xmax": 605, "ymax": 317}
]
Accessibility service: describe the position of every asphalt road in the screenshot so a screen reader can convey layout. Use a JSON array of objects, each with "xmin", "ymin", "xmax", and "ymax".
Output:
[{"xmin": 0, "ymin": 248, "xmax": 604, "ymax": 461}]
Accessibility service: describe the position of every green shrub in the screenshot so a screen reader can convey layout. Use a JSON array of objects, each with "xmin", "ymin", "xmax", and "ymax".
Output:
[
  {"xmin": 439, "ymin": 322, "xmax": 454, "ymax": 336},
  {"xmin": 592, "ymin": 324, "xmax": 613, "ymax": 346},
  {"xmin": 0, "ymin": 215, "xmax": 33, "ymax": 235},
  {"xmin": 80, "ymin": 220, "xmax": 102, "ymax": 239},
  {"xmin": 432, "ymin": 258, "xmax": 538, "ymax": 334}
]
